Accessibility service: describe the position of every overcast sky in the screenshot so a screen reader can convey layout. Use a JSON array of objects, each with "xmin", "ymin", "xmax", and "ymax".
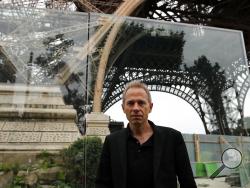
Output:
[{"xmin": 105, "ymin": 90, "xmax": 250, "ymax": 134}]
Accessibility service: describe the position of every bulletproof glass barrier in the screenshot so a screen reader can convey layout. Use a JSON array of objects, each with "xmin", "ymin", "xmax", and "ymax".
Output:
[{"xmin": 0, "ymin": 4, "xmax": 249, "ymax": 187}]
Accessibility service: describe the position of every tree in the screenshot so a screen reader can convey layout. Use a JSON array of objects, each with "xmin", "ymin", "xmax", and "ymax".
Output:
[
  {"xmin": 61, "ymin": 137, "xmax": 102, "ymax": 188},
  {"xmin": 184, "ymin": 56, "xmax": 233, "ymax": 134}
]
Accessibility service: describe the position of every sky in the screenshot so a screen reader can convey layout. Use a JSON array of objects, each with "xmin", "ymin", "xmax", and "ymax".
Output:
[{"xmin": 105, "ymin": 90, "xmax": 250, "ymax": 134}]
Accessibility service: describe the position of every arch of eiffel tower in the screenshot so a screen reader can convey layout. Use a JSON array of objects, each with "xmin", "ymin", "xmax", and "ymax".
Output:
[{"xmin": 0, "ymin": 0, "xmax": 249, "ymax": 151}]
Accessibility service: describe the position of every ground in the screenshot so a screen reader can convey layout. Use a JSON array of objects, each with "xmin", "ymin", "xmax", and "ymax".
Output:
[{"xmin": 195, "ymin": 177, "xmax": 242, "ymax": 188}]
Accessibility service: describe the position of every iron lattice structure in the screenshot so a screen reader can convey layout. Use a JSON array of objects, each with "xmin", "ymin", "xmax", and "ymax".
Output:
[
  {"xmin": 1, "ymin": 0, "xmax": 249, "ymax": 56},
  {"xmin": 134, "ymin": 1, "xmax": 250, "ymax": 60},
  {"xmin": 0, "ymin": 0, "xmax": 124, "ymax": 12},
  {"xmin": 0, "ymin": 0, "xmax": 250, "ymax": 135},
  {"xmin": 98, "ymin": 26, "xmax": 250, "ymax": 135},
  {"xmin": 5, "ymin": 0, "xmax": 248, "ymax": 58}
]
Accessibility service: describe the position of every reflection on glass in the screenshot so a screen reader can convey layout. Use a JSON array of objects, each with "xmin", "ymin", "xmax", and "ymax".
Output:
[
  {"xmin": 0, "ymin": 5, "xmax": 249, "ymax": 188},
  {"xmin": 0, "ymin": 8, "xmax": 249, "ymax": 135}
]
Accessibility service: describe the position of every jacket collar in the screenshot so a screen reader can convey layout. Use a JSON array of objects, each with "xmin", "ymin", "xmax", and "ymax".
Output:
[{"xmin": 126, "ymin": 120, "xmax": 156, "ymax": 138}]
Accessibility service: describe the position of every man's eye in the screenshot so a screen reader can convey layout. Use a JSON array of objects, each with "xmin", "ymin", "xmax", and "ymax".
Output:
[
  {"xmin": 138, "ymin": 101, "xmax": 146, "ymax": 106},
  {"xmin": 127, "ymin": 101, "xmax": 134, "ymax": 106}
]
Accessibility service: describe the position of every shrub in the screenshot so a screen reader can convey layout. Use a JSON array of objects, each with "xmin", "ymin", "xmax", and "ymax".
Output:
[
  {"xmin": 36, "ymin": 150, "xmax": 57, "ymax": 169},
  {"xmin": 0, "ymin": 163, "xmax": 19, "ymax": 174},
  {"xmin": 61, "ymin": 136, "xmax": 102, "ymax": 188}
]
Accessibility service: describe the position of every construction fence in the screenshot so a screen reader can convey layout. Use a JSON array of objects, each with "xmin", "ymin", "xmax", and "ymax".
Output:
[{"xmin": 183, "ymin": 134, "xmax": 250, "ymax": 187}]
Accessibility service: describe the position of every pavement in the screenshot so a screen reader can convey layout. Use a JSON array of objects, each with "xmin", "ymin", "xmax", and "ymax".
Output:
[{"xmin": 195, "ymin": 177, "xmax": 242, "ymax": 188}]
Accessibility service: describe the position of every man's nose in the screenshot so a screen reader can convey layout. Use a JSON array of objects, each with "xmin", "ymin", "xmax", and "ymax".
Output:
[{"xmin": 132, "ymin": 103, "xmax": 140, "ymax": 111}]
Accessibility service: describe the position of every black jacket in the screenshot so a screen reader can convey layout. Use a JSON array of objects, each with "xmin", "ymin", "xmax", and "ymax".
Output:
[{"xmin": 96, "ymin": 121, "xmax": 197, "ymax": 188}]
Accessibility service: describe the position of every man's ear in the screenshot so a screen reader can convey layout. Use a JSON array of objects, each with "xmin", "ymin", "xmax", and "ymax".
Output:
[{"xmin": 149, "ymin": 103, "xmax": 153, "ymax": 113}]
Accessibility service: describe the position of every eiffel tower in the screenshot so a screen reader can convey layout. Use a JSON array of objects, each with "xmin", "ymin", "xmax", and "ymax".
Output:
[{"xmin": 0, "ymin": 0, "xmax": 249, "ymax": 136}]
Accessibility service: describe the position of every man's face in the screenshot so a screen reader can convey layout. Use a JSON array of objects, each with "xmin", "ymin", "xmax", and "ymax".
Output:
[{"xmin": 122, "ymin": 87, "xmax": 153, "ymax": 127}]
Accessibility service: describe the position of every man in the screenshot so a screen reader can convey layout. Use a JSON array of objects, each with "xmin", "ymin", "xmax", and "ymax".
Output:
[{"xmin": 96, "ymin": 80, "xmax": 197, "ymax": 188}]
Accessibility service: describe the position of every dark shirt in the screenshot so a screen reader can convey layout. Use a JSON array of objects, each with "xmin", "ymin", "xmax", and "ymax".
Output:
[{"xmin": 127, "ymin": 128, "xmax": 154, "ymax": 188}]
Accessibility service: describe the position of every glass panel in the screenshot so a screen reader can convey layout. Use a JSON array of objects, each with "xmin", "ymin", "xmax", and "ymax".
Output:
[
  {"xmin": 0, "ymin": 5, "xmax": 249, "ymax": 188},
  {"xmin": 92, "ymin": 12, "xmax": 249, "ymax": 136},
  {"xmin": 0, "ymin": 6, "xmax": 99, "ymax": 187}
]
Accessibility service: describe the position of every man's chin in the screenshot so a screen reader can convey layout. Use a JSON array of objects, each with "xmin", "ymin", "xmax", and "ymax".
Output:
[{"xmin": 130, "ymin": 119, "xmax": 143, "ymax": 126}]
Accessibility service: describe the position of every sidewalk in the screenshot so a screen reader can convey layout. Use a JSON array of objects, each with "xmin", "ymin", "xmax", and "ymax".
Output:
[{"xmin": 195, "ymin": 177, "xmax": 241, "ymax": 188}]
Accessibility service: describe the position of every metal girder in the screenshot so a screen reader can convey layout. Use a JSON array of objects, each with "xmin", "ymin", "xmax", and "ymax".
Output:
[{"xmin": 100, "ymin": 26, "xmax": 249, "ymax": 135}]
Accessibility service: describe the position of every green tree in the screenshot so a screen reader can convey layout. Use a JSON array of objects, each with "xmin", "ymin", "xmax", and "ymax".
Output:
[
  {"xmin": 61, "ymin": 137, "xmax": 102, "ymax": 188},
  {"xmin": 184, "ymin": 56, "xmax": 233, "ymax": 134}
]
